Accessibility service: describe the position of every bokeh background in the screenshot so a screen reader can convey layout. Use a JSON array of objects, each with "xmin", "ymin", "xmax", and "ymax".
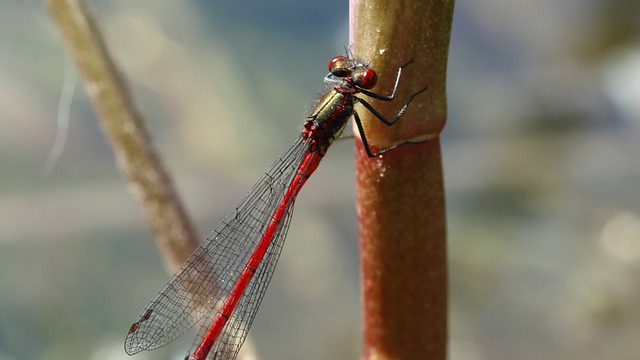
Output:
[{"xmin": 1, "ymin": 1, "xmax": 640, "ymax": 359}]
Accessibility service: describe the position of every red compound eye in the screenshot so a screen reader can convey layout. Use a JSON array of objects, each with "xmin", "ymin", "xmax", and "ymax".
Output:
[
  {"xmin": 357, "ymin": 68, "xmax": 377, "ymax": 89},
  {"xmin": 328, "ymin": 55, "xmax": 348, "ymax": 72}
]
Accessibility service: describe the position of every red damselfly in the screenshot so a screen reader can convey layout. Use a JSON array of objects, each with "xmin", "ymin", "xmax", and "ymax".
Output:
[{"xmin": 124, "ymin": 54, "xmax": 427, "ymax": 360}]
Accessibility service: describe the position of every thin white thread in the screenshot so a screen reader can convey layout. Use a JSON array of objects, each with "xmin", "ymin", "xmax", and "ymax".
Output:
[
  {"xmin": 22, "ymin": 0, "xmax": 78, "ymax": 176},
  {"xmin": 42, "ymin": 57, "xmax": 76, "ymax": 176}
]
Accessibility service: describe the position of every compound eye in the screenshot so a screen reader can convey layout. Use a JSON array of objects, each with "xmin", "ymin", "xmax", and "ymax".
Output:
[
  {"xmin": 328, "ymin": 55, "xmax": 350, "ymax": 77},
  {"xmin": 355, "ymin": 68, "xmax": 377, "ymax": 89}
]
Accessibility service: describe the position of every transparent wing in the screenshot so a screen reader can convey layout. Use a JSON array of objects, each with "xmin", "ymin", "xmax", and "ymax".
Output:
[
  {"xmin": 192, "ymin": 201, "xmax": 295, "ymax": 360},
  {"xmin": 125, "ymin": 136, "xmax": 309, "ymax": 355}
]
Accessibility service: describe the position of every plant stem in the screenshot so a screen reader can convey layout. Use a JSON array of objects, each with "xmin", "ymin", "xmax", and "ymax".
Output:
[
  {"xmin": 45, "ymin": 0, "xmax": 199, "ymax": 272},
  {"xmin": 350, "ymin": 0, "xmax": 453, "ymax": 359}
]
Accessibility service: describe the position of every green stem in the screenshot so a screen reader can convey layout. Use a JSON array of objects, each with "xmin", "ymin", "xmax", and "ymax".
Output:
[{"xmin": 350, "ymin": 0, "xmax": 454, "ymax": 359}]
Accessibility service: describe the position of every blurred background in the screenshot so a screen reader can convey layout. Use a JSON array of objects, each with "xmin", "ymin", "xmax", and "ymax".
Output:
[{"xmin": 1, "ymin": 0, "xmax": 639, "ymax": 359}]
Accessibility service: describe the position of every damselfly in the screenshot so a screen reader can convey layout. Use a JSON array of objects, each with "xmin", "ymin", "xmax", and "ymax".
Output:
[{"xmin": 124, "ymin": 54, "xmax": 427, "ymax": 360}]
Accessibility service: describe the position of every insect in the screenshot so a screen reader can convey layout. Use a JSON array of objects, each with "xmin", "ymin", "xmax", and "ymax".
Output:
[{"xmin": 124, "ymin": 54, "xmax": 427, "ymax": 360}]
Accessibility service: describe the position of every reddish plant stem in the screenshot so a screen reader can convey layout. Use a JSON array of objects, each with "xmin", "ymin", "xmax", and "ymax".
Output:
[
  {"xmin": 350, "ymin": 0, "xmax": 453, "ymax": 359},
  {"xmin": 355, "ymin": 139, "xmax": 447, "ymax": 360}
]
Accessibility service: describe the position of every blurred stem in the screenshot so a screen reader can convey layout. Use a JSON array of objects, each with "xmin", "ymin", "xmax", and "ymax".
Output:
[
  {"xmin": 45, "ymin": 0, "xmax": 199, "ymax": 272},
  {"xmin": 350, "ymin": 1, "xmax": 453, "ymax": 359}
]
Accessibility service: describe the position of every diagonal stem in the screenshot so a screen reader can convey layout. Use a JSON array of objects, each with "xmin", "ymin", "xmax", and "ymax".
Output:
[{"xmin": 45, "ymin": 0, "xmax": 199, "ymax": 272}]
